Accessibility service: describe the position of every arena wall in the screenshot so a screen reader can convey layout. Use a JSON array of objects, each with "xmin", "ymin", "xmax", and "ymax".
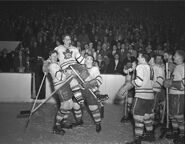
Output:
[{"xmin": 0, "ymin": 73, "xmax": 125, "ymax": 104}]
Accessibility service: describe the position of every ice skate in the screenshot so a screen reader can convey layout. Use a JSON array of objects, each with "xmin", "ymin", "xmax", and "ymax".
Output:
[
  {"xmin": 96, "ymin": 123, "xmax": 101, "ymax": 133},
  {"xmin": 53, "ymin": 125, "xmax": 65, "ymax": 135}
]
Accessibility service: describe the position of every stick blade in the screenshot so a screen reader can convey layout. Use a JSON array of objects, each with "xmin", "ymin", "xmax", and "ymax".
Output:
[{"xmin": 17, "ymin": 110, "xmax": 31, "ymax": 118}]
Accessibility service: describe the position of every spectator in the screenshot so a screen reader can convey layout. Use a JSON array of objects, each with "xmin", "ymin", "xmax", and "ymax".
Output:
[
  {"xmin": 107, "ymin": 53, "xmax": 123, "ymax": 74},
  {"xmin": 0, "ymin": 48, "xmax": 10, "ymax": 72}
]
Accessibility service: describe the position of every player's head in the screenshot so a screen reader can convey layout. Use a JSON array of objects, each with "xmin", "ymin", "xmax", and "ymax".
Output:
[
  {"xmin": 137, "ymin": 51, "xmax": 150, "ymax": 64},
  {"xmin": 131, "ymin": 57, "xmax": 138, "ymax": 69},
  {"xmin": 149, "ymin": 53, "xmax": 155, "ymax": 66},
  {"xmin": 62, "ymin": 34, "xmax": 71, "ymax": 47},
  {"xmin": 173, "ymin": 49, "xmax": 185, "ymax": 64},
  {"xmin": 85, "ymin": 54, "xmax": 94, "ymax": 66},
  {"xmin": 155, "ymin": 54, "xmax": 163, "ymax": 65},
  {"xmin": 49, "ymin": 50, "xmax": 58, "ymax": 63},
  {"xmin": 163, "ymin": 49, "xmax": 174, "ymax": 62}
]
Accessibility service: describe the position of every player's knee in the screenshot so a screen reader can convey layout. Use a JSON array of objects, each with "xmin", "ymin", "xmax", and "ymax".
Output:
[
  {"xmin": 89, "ymin": 105, "xmax": 98, "ymax": 111},
  {"xmin": 144, "ymin": 113, "xmax": 150, "ymax": 120},
  {"xmin": 60, "ymin": 99, "xmax": 73, "ymax": 110},
  {"xmin": 73, "ymin": 102, "xmax": 81, "ymax": 109}
]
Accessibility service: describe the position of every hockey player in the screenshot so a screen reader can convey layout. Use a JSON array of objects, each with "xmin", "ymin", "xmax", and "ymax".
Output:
[
  {"xmin": 45, "ymin": 50, "xmax": 74, "ymax": 135},
  {"xmin": 149, "ymin": 54, "xmax": 165, "ymax": 125},
  {"xmin": 163, "ymin": 50, "xmax": 185, "ymax": 144},
  {"xmin": 120, "ymin": 58, "xmax": 137, "ymax": 123},
  {"xmin": 54, "ymin": 34, "xmax": 89, "ymax": 126},
  {"xmin": 124, "ymin": 51, "xmax": 155, "ymax": 144},
  {"xmin": 81, "ymin": 54, "xmax": 103, "ymax": 133},
  {"xmin": 163, "ymin": 50, "xmax": 176, "ymax": 75}
]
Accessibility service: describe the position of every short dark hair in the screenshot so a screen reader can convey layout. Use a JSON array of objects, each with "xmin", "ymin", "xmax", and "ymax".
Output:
[
  {"xmin": 86, "ymin": 53, "xmax": 94, "ymax": 62},
  {"xmin": 139, "ymin": 51, "xmax": 151, "ymax": 63},
  {"xmin": 49, "ymin": 50, "xmax": 58, "ymax": 56},
  {"xmin": 62, "ymin": 34, "xmax": 71, "ymax": 40},
  {"xmin": 176, "ymin": 50, "xmax": 185, "ymax": 60},
  {"xmin": 164, "ymin": 49, "xmax": 174, "ymax": 56}
]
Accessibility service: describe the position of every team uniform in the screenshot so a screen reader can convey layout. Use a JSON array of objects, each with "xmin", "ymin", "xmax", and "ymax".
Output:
[
  {"xmin": 47, "ymin": 60, "xmax": 74, "ymax": 134},
  {"xmin": 152, "ymin": 64, "xmax": 165, "ymax": 123},
  {"xmin": 54, "ymin": 45, "xmax": 89, "ymax": 123},
  {"xmin": 82, "ymin": 65, "xmax": 103, "ymax": 132},
  {"xmin": 120, "ymin": 64, "xmax": 136, "ymax": 122},
  {"xmin": 168, "ymin": 63, "xmax": 185, "ymax": 140},
  {"xmin": 131, "ymin": 64, "xmax": 155, "ymax": 141}
]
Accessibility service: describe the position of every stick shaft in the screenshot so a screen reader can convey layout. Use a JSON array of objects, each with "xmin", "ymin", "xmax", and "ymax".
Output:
[
  {"xmin": 31, "ymin": 73, "xmax": 47, "ymax": 112},
  {"xmin": 69, "ymin": 66, "xmax": 97, "ymax": 99},
  {"xmin": 124, "ymin": 94, "xmax": 128, "ymax": 117},
  {"xmin": 32, "ymin": 75, "xmax": 73, "ymax": 113},
  {"xmin": 166, "ymin": 62, "xmax": 169, "ymax": 128}
]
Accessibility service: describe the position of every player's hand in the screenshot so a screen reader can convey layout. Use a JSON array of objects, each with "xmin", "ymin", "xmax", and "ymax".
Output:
[
  {"xmin": 82, "ymin": 82, "xmax": 92, "ymax": 89},
  {"xmin": 164, "ymin": 79, "xmax": 172, "ymax": 88},
  {"xmin": 42, "ymin": 60, "xmax": 50, "ymax": 74}
]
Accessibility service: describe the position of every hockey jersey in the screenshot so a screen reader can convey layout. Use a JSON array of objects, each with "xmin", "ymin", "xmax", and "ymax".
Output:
[
  {"xmin": 132, "ymin": 64, "xmax": 154, "ymax": 99},
  {"xmin": 54, "ymin": 45, "xmax": 85, "ymax": 70},
  {"xmin": 169, "ymin": 63, "xmax": 185, "ymax": 95},
  {"xmin": 152, "ymin": 64, "xmax": 165, "ymax": 92},
  {"xmin": 85, "ymin": 66, "xmax": 103, "ymax": 92},
  {"xmin": 48, "ymin": 62, "xmax": 67, "ymax": 90}
]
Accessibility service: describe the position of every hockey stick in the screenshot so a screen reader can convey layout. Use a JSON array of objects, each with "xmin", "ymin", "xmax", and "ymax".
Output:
[
  {"xmin": 159, "ymin": 62, "xmax": 170, "ymax": 139},
  {"xmin": 124, "ymin": 92, "xmax": 128, "ymax": 118},
  {"xmin": 165, "ymin": 62, "xmax": 169, "ymax": 129},
  {"xmin": 17, "ymin": 73, "xmax": 47, "ymax": 118},
  {"xmin": 25, "ymin": 75, "xmax": 73, "ymax": 129},
  {"xmin": 69, "ymin": 65, "xmax": 97, "ymax": 99}
]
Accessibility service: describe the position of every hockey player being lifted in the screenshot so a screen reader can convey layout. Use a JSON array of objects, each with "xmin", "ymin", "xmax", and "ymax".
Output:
[{"xmin": 54, "ymin": 34, "xmax": 89, "ymax": 126}]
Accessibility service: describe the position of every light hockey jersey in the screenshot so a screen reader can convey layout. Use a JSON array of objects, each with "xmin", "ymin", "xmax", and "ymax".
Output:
[
  {"xmin": 48, "ymin": 62, "xmax": 66, "ymax": 90},
  {"xmin": 54, "ymin": 45, "xmax": 85, "ymax": 70},
  {"xmin": 169, "ymin": 63, "xmax": 185, "ymax": 95},
  {"xmin": 132, "ymin": 64, "xmax": 154, "ymax": 99}
]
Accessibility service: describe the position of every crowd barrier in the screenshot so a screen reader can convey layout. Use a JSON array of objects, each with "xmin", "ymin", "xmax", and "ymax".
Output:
[
  {"xmin": 45, "ymin": 74, "xmax": 125, "ymax": 104},
  {"xmin": 0, "ymin": 73, "xmax": 125, "ymax": 104},
  {"xmin": 0, "ymin": 73, "xmax": 33, "ymax": 102}
]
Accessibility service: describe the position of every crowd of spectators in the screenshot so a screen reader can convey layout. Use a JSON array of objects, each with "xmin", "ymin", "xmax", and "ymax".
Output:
[{"xmin": 0, "ymin": 2, "xmax": 185, "ymax": 74}]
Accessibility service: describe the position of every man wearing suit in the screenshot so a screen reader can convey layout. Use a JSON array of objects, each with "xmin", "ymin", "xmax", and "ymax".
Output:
[{"xmin": 107, "ymin": 53, "xmax": 123, "ymax": 74}]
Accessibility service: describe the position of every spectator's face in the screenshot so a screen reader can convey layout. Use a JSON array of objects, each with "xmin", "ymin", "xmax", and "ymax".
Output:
[
  {"xmin": 121, "ymin": 44, "xmax": 125, "ymax": 49},
  {"xmin": 102, "ymin": 44, "xmax": 107, "ymax": 50},
  {"xmin": 89, "ymin": 43, "xmax": 93, "ymax": 48},
  {"xmin": 113, "ymin": 45, "xmax": 117, "ymax": 51},
  {"xmin": 63, "ymin": 36, "xmax": 71, "ymax": 47},
  {"xmin": 97, "ymin": 45, "xmax": 101, "ymax": 50},
  {"xmin": 127, "ymin": 53, "xmax": 131, "ymax": 58},
  {"xmin": 114, "ymin": 54, "xmax": 119, "ymax": 60},
  {"xmin": 33, "ymin": 42, "xmax": 37, "ymax": 47},
  {"xmin": 97, "ymin": 54, "xmax": 102, "ymax": 60}
]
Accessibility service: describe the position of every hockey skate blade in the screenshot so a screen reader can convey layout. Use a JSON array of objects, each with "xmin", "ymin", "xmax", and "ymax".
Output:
[{"xmin": 17, "ymin": 110, "xmax": 31, "ymax": 118}]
